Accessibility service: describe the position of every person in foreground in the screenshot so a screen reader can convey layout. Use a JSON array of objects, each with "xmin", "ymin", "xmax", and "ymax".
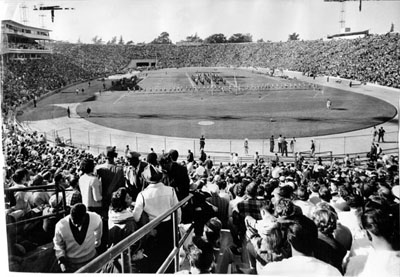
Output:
[
  {"xmin": 344, "ymin": 207, "xmax": 400, "ymax": 276},
  {"xmin": 53, "ymin": 203, "xmax": 103, "ymax": 273},
  {"xmin": 259, "ymin": 214, "xmax": 342, "ymax": 276},
  {"xmin": 177, "ymin": 244, "xmax": 214, "ymax": 274}
]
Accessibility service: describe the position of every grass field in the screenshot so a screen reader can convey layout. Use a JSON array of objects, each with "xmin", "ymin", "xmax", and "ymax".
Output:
[{"xmin": 19, "ymin": 67, "xmax": 397, "ymax": 139}]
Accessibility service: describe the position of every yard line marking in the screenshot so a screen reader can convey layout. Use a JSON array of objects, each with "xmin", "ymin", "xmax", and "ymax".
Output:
[
  {"xmin": 185, "ymin": 72, "xmax": 198, "ymax": 89},
  {"xmin": 113, "ymin": 93, "xmax": 127, "ymax": 104},
  {"xmin": 225, "ymin": 79, "xmax": 236, "ymax": 87},
  {"xmin": 259, "ymin": 92, "xmax": 270, "ymax": 100},
  {"xmin": 312, "ymin": 90, "xmax": 323, "ymax": 98}
]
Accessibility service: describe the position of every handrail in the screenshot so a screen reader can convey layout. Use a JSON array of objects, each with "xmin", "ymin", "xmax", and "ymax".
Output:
[
  {"xmin": 5, "ymin": 184, "xmax": 61, "ymax": 193},
  {"xmin": 6, "ymin": 210, "xmax": 68, "ymax": 226},
  {"xmin": 157, "ymin": 222, "xmax": 194, "ymax": 273},
  {"xmin": 5, "ymin": 184, "xmax": 68, "ymax": 226},
  {"xmin": 76, "ymin": 193, "xmax": 193, "ymax": 273}
]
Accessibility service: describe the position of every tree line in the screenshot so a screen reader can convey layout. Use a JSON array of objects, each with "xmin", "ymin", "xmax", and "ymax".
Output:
[{"xmin": 88, "ymin": 32, "xmax": 301, "ymax": 45}]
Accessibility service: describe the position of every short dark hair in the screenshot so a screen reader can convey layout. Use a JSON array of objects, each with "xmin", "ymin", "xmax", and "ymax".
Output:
[
  {"xmin": 13, "ymin": 168, "xmax": 28, "ymax": 183},
  {"xmin": 217, "ymin": 180, "xmax": 227, "ymax": 190},
  {"xmin": 286, "ymin": 215, "xmax": 318, "ymax": 256},
  {"xmin": 70, "ymin": 203, "xmax": 87, "ymax": 226},
  {"xmin": 310, "ymin": 182, "xmax": 320, "ymax": 193},
  {"xmin": 318, "ymin": 186, "xmax": 332, "ymax": 202},
  {"xmin": 246, "ymin": 182, "xmax": 258, "ymax": 198},
  {"xmin": 54, "ymin": 173, "xmax": 64, "ymax": 184},
  {"xmin": 81, "ymin": 159, "xmax": 95, "ymax": 174},
  {"xmin": 147, "ymin": 152, "xmax": 159, "ymax": 166},
  {"xmin": 68, "ymin": 174, "xmax": 79, "ymax": 189},
  {"xmin": 168, "ymin": 149, "xmax": 179, "ymax": 161},
  {"xmin": 360, "ymin": 208, "xmax": 394, "ymax": 244},
  {"xmin": 346, "ymin": 194, "xmax": 363, "ymax": 208},
  {"xmin": 278, "ymin": 185, "xmax": 293, "ymax": 199}
]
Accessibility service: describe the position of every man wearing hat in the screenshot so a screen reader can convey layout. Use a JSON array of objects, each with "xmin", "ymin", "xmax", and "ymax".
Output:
[{"xmin": 125, "ymin": 151, "xmax": 148, "ymax": 200}]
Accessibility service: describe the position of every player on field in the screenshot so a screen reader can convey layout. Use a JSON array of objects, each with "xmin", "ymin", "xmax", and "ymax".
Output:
[{"xmin": 326, "ymin": 99, "xmax": 332, "ymax": 110}]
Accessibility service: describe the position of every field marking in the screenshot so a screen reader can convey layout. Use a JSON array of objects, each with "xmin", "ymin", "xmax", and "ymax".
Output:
[
  {"xmin": 185, "ymin": 72, "xmax": 198, "ymax": 90},
  {"xmin": 312, "ymin": 89, "xmax": 324, "ymax": 98},
  {"xmin": 225, "ymin": 79, "xmax": 237, "ymax": 87},
  {"xmin": 113, "ymin": 93, "xmax": 127, "ymax": 104},
  {"xmin": 259, "ymin": 92, "xmax": 270, "ymax": 100}
]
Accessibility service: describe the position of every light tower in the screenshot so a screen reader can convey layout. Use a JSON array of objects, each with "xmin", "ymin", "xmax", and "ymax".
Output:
[
  {"xmin": 19, "ymin": 3, "xmax": 29, "ymax": 24},
  {"xmin": 339, "ymin": 0, "xmax": 346, "ymax": 31},
  {"xmin": 39, "ymin": 14, "xmax": 46, "ymax": 28}
]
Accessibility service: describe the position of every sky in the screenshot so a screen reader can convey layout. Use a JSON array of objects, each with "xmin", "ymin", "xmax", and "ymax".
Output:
[{"xmin": 1, "ymin": 0, "xmax": 400, "ymax": 43}]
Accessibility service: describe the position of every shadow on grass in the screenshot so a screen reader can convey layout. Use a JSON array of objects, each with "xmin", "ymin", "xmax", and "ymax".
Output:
[{"xmin": 82, "ymin": 96, "xmax": 97, "ymax": 102}]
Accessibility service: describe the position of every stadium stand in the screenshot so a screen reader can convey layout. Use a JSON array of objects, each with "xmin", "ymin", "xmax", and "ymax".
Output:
[{"xmin": 2, "ymin": 32, "xmax": 400, "ymax": 273}]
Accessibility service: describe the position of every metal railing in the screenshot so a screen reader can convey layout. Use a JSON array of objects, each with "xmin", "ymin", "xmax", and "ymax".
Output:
[
  {"xmin": 76, "ymin": 194, "xmax": 193, "ymax": 273},
  {"xmin": 5, "ymin": 184, "xmax": 68, "ymax": 227},
  {"xmin": 40, "ymin": 126, "xmax": 398, "ymax": 158}
]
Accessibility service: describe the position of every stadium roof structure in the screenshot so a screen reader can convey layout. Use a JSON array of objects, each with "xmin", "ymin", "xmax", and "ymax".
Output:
[
  {"xmin": 2, "ymin": 19, "xmax": 51, "ymax": 33},
  {"xmin": 1, "ymin": 19, "xmax": 52, "ymax": 59}
]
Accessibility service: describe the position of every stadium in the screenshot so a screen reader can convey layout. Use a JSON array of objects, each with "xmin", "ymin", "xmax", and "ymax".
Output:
[{"xmin": 2, "ymin": 0, "xmax": 400, "ymax": 275}]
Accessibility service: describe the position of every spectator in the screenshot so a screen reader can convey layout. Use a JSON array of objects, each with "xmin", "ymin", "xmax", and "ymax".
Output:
[
  {"xmin": 259, "ymin": 215, "xmax": 341, "ymax": 276},
  {"xmin": 95, "ymin": 146, "xmax": 125, "ymax": 216},
  {"xmin": 206, "ymin": 183, "xmax": 229, "ymax": 229},
  {"xmin": 79, "ymin": 159, "xmax": 102, "ymax": 215},
  {"xmin": 244, "ymin": 138, "xmax": 249, "ymax": 155},
  {"xmin": 107, "ymin": 187, "xmax": 138, "ymax": 272},
  {"xmin": 345, "ymin": 207, "xmax": 400, "ymax": 276},
  {"xmin": 312, "ymin": 207, "xmax": 347, "ymax": 273},
  {"xmin": 7, "ymin": 168, "xmax": 32, "ymax": 220},
  {"xmin": 53, "ymin": 203, "xmax": 102, "ymax": 273},
  {"xmin": 187, "ymin": 149, "xmax": 194, "ymax": 163},
  {"xmin": 248, "ymin": 222, "xmax": 290, "ymax": 274},
  {"xmin": 199, "ymin": 135, "xmax": 206, "ymax": 150},
  {"xmin": 199, "ymin": 149, "xmax": 207, "ymax": 163},
  {"xmin": 178, "ymin": 244, "xmax": 214, "ymax": 274},
  {"xmin": 125, "ymin": 151, "xmax": 148, "ymax": 199},
  {"xmin": 293, "ymin": 185, "xmax": 315, "ymax": 219},
  {"xmin": 159, "ymin": 149, "xmax": 190, "ymax": 201},
  {"xmin": 65, "ymin": 174, "xmax": 82, "ymax": 209},
  {"xmin": 131, "ymin": 164, "xmax": 181, "ymax": 273}
]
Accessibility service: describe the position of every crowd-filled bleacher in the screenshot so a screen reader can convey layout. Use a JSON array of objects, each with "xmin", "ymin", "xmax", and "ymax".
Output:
[
  {"xmin": 3, "ymin": 32, "xmax": 400, "ymax": 274},
  {"xmin": 3, "ymin": 115, "xmax": 399, "ymax": 274},
  {"xmin": 3, "ymin": 32, "xmax": 400, "ymax": 117}
]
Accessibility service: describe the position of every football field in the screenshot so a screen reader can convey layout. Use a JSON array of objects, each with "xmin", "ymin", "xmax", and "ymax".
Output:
[{"xmin": 19, "ymin": 67, "xmax": 397, "ymax": 140}]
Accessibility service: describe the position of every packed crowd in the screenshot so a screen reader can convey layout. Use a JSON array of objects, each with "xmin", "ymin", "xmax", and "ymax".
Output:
[
  {"xmin": 3, "ymin": 119, "xmax": 399, "ymax": 274},
  {"xmin": 3, "ymin": 32, "xmax": 399, "ymax": 274},
  {"xmin": 2, "ymin": 56, "xmax": 96, "ymax": 116},
  {"xmin": 4, "ymin": 33, "xmax": 399, "ymax": 117}
]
